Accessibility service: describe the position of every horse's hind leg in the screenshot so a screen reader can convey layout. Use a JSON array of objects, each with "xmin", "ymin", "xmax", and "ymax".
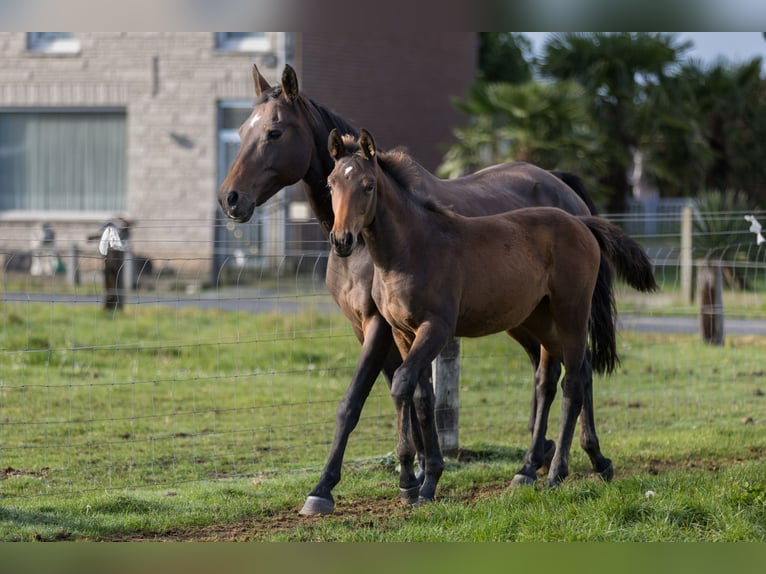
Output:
[
  {"xmin": 579, "ymin": 350, "xmax": 613, "ymax": 481},
  {"xmin": 512, "ymin": 346, "xmax": 559, "ymax": 486},
  {"xmin": 545, "ymin": 347, "xmax": 587, "ymax": 487},
  {"xmin": 508, "ymin": 328, "xmax": 558, "ymax": 471}
]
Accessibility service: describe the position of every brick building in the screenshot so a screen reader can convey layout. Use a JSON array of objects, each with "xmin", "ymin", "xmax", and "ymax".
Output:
[{"xmin": 0, "ymin": 32, "xmax": 477, "ymax": 281}]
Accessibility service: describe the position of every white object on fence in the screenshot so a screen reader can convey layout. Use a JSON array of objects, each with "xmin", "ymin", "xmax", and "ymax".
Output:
[
  {"xmin": 744, "ymin": 215, "xmax": 765, "ymax": 246},
  {"xmin": 98, "ymin": 224, "xmax": 125, "ymax": 256}
]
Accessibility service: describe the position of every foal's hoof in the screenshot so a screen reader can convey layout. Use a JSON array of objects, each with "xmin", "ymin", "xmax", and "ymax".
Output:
[
  {"xmin": 400, "ymin": 486, "xmax": 421, "ymax": 506},
  {"xmin": 595, "ymin": 459, "xmax": 614, "ymax": 482},
  {"xmin": 299, "ymin": 496, "xmax": 335, "ymax": 516},
  {"xmin": 510, "ymin": 473, "xmax": 536, "ymax": 488},
  {"xmin": 415, "ymin": 495, "xmax": 434, "ymax": 506}
]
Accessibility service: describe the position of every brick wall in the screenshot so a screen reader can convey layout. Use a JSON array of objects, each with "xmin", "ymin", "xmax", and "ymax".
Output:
[
  {"xmin": 297, "ymin": 32, "xmax": 477, "ymax": 171},
  {"xmin": 0, "ymin": 32, "xmax": 282, "ymax": 271}
]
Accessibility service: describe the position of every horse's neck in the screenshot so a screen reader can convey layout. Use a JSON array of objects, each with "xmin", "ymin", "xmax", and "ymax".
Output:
[
  {"xmin": 301, "ymin": 100, "xmax": 359, "ymax": 237},
  {"xmin": 363, "ymin": 173, "xmax": 440, "ymax": 272}
]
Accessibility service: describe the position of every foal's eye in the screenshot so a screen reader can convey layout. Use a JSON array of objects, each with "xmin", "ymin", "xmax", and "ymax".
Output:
[
  {"xmin": 364, "ymin": 182, "xmax": 375, "ymax": 194},
  {"xmin": 266, "ymin": 128, "xmax": 282, "ymax": 141}
]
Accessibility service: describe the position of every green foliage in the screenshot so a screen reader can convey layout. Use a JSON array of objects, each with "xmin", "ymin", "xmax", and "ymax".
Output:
[
  {"xmin": 693, "ymin": 189, "xmax": 765, "ymax": 259},
  {"xmin": 443, "ymin": 32, "xmax": 766, "ymax": 213}
]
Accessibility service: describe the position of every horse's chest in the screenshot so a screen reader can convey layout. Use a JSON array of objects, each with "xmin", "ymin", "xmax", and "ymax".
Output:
[{"xmin": 372, "ymin": 275, "xmax": 428, "ymax": 334}]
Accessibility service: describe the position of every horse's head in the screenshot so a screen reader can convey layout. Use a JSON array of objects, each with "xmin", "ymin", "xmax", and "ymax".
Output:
[
  {"xmin": 327, "ymin": 128, "xmax": 378, "ymax": 258},
  {"xmin": 218, "ymin": 64, "xmax": 315, "ymax": 222}
]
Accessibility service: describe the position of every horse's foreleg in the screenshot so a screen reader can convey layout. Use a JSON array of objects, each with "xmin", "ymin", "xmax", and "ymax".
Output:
[
  {"xmin": 381, "ymin": 347, "xmax": 427, "ymax": 486},
  {"xmin": 300, "ymin": 313, "xmax": 395, "ymax": 516},
  {"xmin": 391, "ymin": 320, "xmax": 449, "ymax": 505},
  {"xmin": 578, "ymin": 350, "xmax": 613, "ymax": 481},
  {"xmin": 512, "ymin": 347, "xmax": 559, "ymax": 486}
]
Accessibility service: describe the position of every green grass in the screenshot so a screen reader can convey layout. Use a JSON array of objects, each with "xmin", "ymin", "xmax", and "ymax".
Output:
[{"xmin": 1, "ymin": 297, "xmax": 765, "ymax": 541}]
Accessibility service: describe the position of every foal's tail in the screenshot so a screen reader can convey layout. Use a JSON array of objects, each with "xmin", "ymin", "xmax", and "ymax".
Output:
[
  {"xmin": 581, "ymin": 216, "xmax": 658, "ymax": 294},
  {"xmin": 581, "ymin": 216, "xmax": 658, "ymax": 375}
]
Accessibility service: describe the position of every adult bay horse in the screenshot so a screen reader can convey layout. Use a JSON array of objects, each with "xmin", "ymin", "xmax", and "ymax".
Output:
[
  {"xmin": 218, "ymin": 64, "xmax": 599, "ymax": 515},
  {"xmin": 327, "ymin": 129, "xmax": 657, "ymax": 502}
]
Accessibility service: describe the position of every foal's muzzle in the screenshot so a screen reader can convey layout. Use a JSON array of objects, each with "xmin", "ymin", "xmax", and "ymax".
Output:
[{"xmin": 329, "ymin": 230, "xmax": 355, "ymax": 257}]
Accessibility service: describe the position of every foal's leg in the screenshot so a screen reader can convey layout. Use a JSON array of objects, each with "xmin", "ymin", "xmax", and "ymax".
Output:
[
  {"xmin": 578, "ymin": 350, "xmax": 614, "ymax": 481},
  {"xmin": 301, "ymin": 313, "xmax": 401, "ymax": 515},
  {"xmin": 511, "ymin": 346, "xmax": 560, "ymax": 486},
  {"xmin": 545, "ymin": 349, "xmax": 587, "ymax": 487},
  {"xmin": 391, "ymin": 321, "xmax": 448, "ymax": 505},
  {"xmin": 508, "ymin": 328, "xmax": 558, "ymax": 468}
]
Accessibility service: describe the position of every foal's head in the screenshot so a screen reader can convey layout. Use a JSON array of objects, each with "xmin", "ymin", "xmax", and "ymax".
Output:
[{"xmin": 327, "ymin": 128, "xmax": 379, "ymax": 258}]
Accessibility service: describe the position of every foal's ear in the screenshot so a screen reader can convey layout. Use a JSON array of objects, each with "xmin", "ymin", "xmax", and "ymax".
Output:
[
  {"xmin": 253, "ymin": 64, "xmax": 271, "ymax": 97},
  {"xmin": 328, "ymin": 129, "xmax": 344, "ymax": 161},
  {"xmin": 281, "ymin": 64, "xmax": 299, "ymax": 102},
  {"xmin": 359, "ymin": 129, "xmax": 376, "ymax": 160}
]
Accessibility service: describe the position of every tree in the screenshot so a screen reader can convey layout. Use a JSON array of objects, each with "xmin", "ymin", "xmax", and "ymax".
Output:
[
  {"xmin": 478, "ymin": 33, "xmax": 535, "ymax": 84},
  {"xmin": 438, "ymin": 79, "xmax": 600, "ymax": 199},
  {"xmin": 540, "ymin": 33, "xmax": 692, "ymax": 213}
]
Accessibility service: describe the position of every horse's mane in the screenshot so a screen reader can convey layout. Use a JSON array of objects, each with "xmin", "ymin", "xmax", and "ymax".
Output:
[{"xmin": 341, "ymin": 136, "xmax": 455, "ymax": 219}]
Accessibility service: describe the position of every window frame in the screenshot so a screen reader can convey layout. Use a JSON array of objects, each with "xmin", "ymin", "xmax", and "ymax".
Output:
[
  {"xmin": 214, "ymin": 32, "xmax": 271, "ymax": 53},
  {"xmin": 27, "ymin": 32, "xmax": 81, "ymax": 55},
  {"xmin": 0, "ymin": 107, "xmax": 127, "ymax": 220}
]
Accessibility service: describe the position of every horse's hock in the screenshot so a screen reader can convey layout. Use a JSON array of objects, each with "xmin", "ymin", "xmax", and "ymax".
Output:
[{"xmin": 697, "ymin": 258, "xmax": 724, "ymax": 345}]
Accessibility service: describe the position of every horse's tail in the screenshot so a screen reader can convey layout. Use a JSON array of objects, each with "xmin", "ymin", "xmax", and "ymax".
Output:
[
  {"xmin": 550, "ymin": 170, "xmax": 599, "ymax": 215},
  {"xmin": 581, "ymin": 216, "xmax": 658, "ymax": 293},
  {"xmin": 580, "ymin": 216, "xmax": 658, "ymax": 375}
]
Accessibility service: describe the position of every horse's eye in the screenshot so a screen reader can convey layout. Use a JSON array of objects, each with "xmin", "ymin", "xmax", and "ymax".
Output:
[
  {"xmin": 266, "ymin": 128, "xmax": 282, "ymax": 141},
  {"xmin": 364, "ymin": 182, "xmax": 375, "ymax": 194}
]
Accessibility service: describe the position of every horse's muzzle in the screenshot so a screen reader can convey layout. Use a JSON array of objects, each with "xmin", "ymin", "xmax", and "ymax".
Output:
[
  {"xmin": 329, "ymin": 230, "xmax": 355, "ymax": 257},
  {"xmin": 218, "ymin": 188, "xmax": 255, "ymax": 223}
]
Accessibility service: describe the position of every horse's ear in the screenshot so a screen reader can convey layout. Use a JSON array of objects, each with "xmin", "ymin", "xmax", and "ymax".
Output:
[
  {"xmin": 359, "ymin": 129, "xmax": 377, "ymax": 160},
  {"xmin": 281, "ymin": 64, "xmax": 299, "ymax": 102},
  {"xmin": 328, "ymin": 129, "xmax": 344, "ymax": 161},
  {"xmin": 253, "ymin": 64, "xmax": 271, "ymax": 97}
]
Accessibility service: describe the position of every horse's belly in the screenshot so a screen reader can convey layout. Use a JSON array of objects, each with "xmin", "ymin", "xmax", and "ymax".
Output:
[{"xmin": 455, "ymin": 293, "xmax": 542, "ymax": 338}]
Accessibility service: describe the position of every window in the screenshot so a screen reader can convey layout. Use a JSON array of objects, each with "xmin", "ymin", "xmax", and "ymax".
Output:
[
  {"xmin": 0, "ymin": 110, "xmax": 126, "ymax": 213},
  {"xmin": 214, "ymin": 32, "xmax": 270, "ymax": 52},
  {"xmin": 27, "ymin": 32, "xmax": 80, "ymax": 54}
]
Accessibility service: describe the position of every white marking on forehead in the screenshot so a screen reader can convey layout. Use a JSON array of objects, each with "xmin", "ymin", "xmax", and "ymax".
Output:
[
  {"xmin": 249, "ymin": 112, "xmax": 262, "ymax": 129},
  {"xmin": 344, "ymin": 165, "xmax": 354, "ymax": 176}
]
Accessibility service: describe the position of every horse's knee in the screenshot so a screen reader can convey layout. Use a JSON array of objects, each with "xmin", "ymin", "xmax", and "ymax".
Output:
[{"xmin": 390, "ymin": 369, "xmax": 416, "ymax": 402}]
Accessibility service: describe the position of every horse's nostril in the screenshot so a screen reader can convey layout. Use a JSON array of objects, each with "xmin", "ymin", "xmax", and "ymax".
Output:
[
  {"xmin": 343, "ymin": 232, "xmax": 354, "ymax": 247},
  {"xmin": 226, "ymin": 191, "xmax": 239, "ymax": 208}
]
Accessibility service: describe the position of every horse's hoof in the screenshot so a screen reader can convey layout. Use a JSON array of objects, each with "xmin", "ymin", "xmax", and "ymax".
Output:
[
  {"xmin": 595, "ymin": 459, "xmax": 614, "ymax": 482},
  {"xmin": 299, "ymin": 496, "xmax": 335, "ymax": 516},
  {"xmin": 511, "ymin": 473, "xmax": 536, "ymax": 487},
  {"xmin": 400, "ymin": 486, "xmax": 421, "ymax": 506},
  {"xmin": 415, "ymin": 495, "xmax": 434, "ymax": 506}
]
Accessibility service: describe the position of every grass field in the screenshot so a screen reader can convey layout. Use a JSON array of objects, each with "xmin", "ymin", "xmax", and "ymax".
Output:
[{"xmin": 0, "ymin": 290, "xmax": 765, "ymax": 541}]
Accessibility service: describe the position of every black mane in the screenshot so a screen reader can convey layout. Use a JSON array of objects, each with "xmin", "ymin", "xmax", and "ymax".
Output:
[{"xmin": 341, "ymin": 137, "xmax": 454, "ymax": 218}]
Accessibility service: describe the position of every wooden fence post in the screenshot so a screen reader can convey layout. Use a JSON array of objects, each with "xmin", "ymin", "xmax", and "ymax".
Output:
[
  {"xmin": 432, "ymin": 338, "xmax": 460, "ymax": 456},
  {"xmin": 697, "ymin": 259, "xmax": 724, "ymax": 345}
]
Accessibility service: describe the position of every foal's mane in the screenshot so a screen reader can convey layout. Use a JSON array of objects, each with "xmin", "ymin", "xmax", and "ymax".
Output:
[{"xmin": 341, "ymin": 136, "xmax": 455, "ymax": 218}]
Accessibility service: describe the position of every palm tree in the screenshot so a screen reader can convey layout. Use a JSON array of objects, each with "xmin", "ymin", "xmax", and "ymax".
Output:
[
  {"xmin": 540, "ymin": 33, "xmax": 692, "ymax": 213},
  {"xmin": 438, "ymin": 80, "xmax": 600, "ymax": 200}
]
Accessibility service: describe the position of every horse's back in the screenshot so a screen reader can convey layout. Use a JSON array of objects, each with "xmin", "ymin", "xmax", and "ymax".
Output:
[{"xmin": 429, "ymin": 162, "xmax": 592, "ymax": 217}]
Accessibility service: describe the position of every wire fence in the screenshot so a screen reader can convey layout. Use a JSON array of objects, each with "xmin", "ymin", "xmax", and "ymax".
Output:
[{"xmin": 1, "ymin": 210, "xmax": 765, "ymax": 500}]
